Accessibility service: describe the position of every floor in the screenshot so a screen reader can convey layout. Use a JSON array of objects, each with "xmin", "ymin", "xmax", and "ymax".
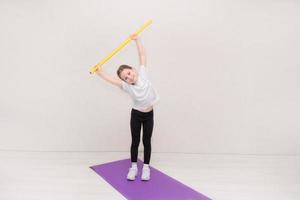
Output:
[{"xmin": 0, "ymin": 151, "xmax": 299, "ymax": 200}]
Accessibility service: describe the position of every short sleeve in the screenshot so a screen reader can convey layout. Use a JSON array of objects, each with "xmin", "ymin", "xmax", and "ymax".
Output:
[{"xmin": 120, "ymin": 81, "xmax": 130, "ymax": 93}]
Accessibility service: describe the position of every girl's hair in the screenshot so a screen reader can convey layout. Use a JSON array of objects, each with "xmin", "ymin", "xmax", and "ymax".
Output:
[{"xmin": 117, "ymin": 64, "xmax": 132, "ymax": 80}]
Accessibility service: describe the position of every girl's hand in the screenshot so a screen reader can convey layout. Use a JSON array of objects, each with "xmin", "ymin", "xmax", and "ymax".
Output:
[
  {"xmin": 95, "ymin": 65, "xmax": 103, "ymax": 74},
  {"xmin": 130, "ymin": 34, "xmax": 138, "ymax": 40}
]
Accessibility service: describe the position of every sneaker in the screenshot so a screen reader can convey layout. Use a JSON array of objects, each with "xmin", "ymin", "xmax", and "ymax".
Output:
[
  {"xmin": 141, "ymin": 166, "xmax": 150, "ymax": 181},
  {"xmin": 127, "ymin": 167, "xmax": 138, "ymax": 181}
]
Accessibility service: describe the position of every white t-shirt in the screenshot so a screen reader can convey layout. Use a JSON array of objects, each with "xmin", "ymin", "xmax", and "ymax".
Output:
[{"xmin": 120, "ymin": 65, "xmax": 160, "ymax": 111}]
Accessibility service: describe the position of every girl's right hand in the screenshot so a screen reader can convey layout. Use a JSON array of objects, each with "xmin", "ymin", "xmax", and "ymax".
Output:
[
  {"xmin": 130, "ymin": 34, "xmax": 138, "ymax": 40},
  {"xmin": 95, "ymin": 65, "xmax": 102, "ymax": 74}
]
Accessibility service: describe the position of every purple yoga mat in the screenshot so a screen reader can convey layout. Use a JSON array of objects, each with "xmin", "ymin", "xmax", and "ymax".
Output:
[{"xmin": 90, "ymin": 158, "xmax": 211, "ymax": 200}]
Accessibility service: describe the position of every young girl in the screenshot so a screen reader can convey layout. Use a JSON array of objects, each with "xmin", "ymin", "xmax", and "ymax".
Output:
[{"xmin": 95, "ymin": 34, "xmax": 159, "ymax": 181}]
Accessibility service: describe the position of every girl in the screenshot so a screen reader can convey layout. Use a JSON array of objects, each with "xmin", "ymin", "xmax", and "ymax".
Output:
[{"xmin": 95, "ymin": 34, "xmax": 159, "ymax": 181}]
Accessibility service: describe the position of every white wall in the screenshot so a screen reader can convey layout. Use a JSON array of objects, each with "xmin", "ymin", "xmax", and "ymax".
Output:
[{"xmin": 1, "ymin": 0, "xmax": 299, "ymax": 155}]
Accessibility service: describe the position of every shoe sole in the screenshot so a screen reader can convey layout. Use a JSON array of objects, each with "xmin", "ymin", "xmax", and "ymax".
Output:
[
  {"xmin": 127, "ymin": 175, "xmax": 137, "ymax": 181},
  {"xmin": 141, "ymin": 177, "xmax": 150, "ymax": 181}
]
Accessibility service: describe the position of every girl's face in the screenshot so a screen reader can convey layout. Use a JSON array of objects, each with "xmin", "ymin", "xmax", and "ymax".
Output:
[{"xmin": 120, "ymin": 68, "xmax": 138, "ymax": 85}]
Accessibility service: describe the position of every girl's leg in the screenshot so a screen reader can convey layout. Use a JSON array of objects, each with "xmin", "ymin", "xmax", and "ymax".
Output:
[
  {"xmin": 130, "ymin": 109, "xmax": 142, "ymax": 163},
  {"xmin": 142, "ymin": 110, "xmax": 154, "ymax": 164}
]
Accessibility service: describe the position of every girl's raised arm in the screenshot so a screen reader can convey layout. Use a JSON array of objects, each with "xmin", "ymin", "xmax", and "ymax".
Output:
[
  {"xmin": 96, "ymin": 68, "xmax": 122, "ymax": 87},
  {"xmin": 130, "ymin": 34, "xmax": 146, "ymax": 66}
]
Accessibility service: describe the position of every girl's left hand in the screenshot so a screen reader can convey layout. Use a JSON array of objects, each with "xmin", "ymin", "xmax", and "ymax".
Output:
[{"xmin": 130, "ymin": 34, "xmax": 138, "ymax": 40}]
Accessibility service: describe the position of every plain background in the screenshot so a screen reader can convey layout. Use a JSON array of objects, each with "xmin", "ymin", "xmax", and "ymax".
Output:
[{"xmin": 0, "ymin": 0, "xmax": 299, "ymax": 155}]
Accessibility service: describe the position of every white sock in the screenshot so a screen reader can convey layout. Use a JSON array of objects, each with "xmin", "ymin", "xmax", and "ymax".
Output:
[
  {"xmin": 131, "ymin": 162, "xmax": 137, "ymax": 168},
  {"xmin": 143, "ymin": 164, "xmax": 149, "ymax": 168}
]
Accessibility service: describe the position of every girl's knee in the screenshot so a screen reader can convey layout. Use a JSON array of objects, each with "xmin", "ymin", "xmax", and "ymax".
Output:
[
  {"xmin": 131, "ymin": 140, "xmax": 140, "ymax": 147},
  {"xmin": 142, "ymin": 139, "xmax": 151, "ymax": 146}
]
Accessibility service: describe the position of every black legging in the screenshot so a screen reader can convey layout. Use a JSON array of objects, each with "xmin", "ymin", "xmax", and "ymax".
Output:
[{"xmin": 130, "ymin": 108, "xmax": 154, "ymax": 164}]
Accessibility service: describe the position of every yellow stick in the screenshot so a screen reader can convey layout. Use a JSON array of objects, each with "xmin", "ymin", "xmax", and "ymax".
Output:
[{"xmin": 89, "ymin": 20, "xmax": 152, "ymax": 74}]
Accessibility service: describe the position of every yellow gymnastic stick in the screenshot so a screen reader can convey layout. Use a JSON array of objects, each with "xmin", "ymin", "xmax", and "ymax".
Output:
[{"xmin": 89, "ymin": 20, "xmax": 152, "ymax": 74}]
